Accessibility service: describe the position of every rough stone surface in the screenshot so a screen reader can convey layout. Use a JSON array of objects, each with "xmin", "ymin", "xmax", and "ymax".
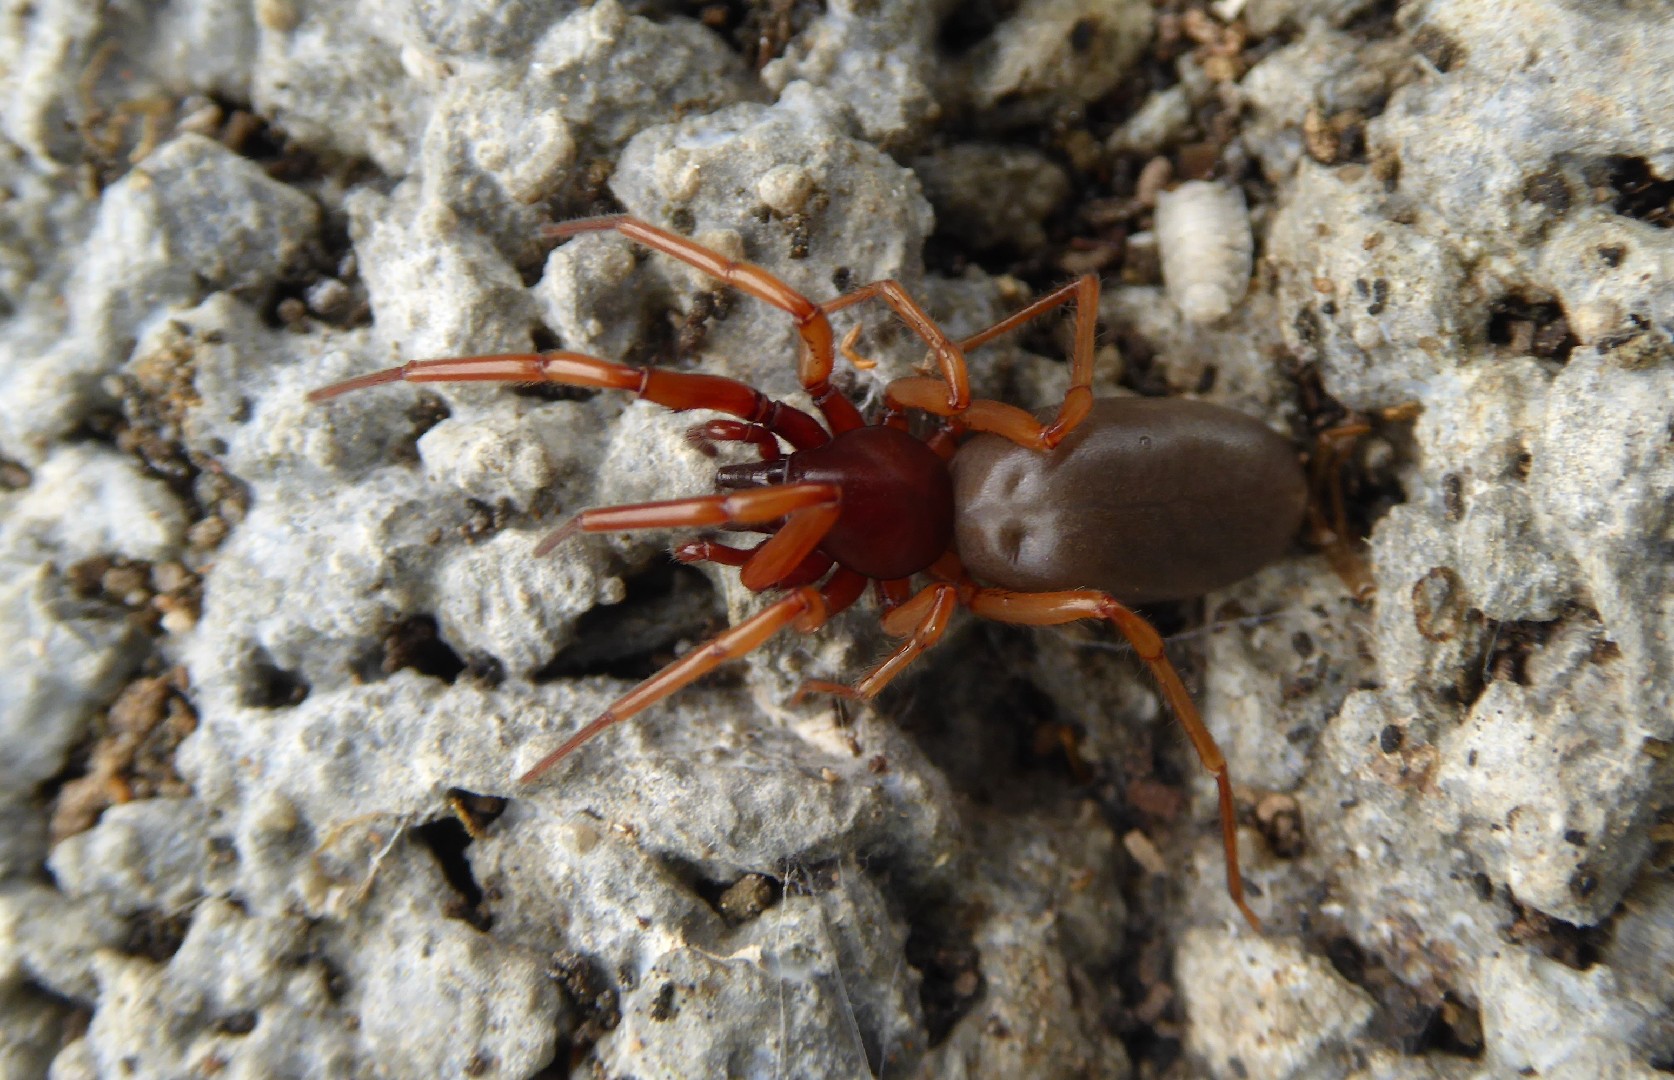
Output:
[
  {"xmin": 948, "ymin": 0, "xmax": 1154, "ymax": 118},
  {"xmin": 1177, "ymin": 928, "xmax": 1375, "ymax": 1078},
  {"xmin": 914, "ymin": 142, "xmax": 1072, "ymax": 252},
  {"xmin": 761, "ymin": 0, "xmax": 945, "ymax": 148},
  {"xmin": 3, "ymin": 0, "xmax": 1673, "ymax": 1077}
]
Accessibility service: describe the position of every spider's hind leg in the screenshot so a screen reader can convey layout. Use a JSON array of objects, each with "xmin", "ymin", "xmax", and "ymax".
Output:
[{"xmin": 966, "ymin": 585, "xmax": 1263, "ymax": 932}]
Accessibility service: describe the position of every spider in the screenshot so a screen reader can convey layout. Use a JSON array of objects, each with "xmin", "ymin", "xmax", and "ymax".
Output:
[{"xmin": 310, "ymin": 215, "xmax": 1308, "ymax": 930}]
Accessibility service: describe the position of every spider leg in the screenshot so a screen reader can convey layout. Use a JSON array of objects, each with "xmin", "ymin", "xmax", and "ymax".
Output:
[
  {"xmin": 520, "ymin": 568, "xmax": 868, "ymax": 784},
  {"xmin": 837, "ymin": 325, "xmax": 879, "ymax": 370},
  {"xmin": 874, "ymin": 577, "xmax": 914, "ymax": 613},
  {"xmin": 311, "ymin": 349, "xmax": 829, "ymax": 452},
  {"xmin": 793, "ymin": 582, "xmax": 958, "ymax": 703},
  {"xmin": 546, "ymin": 215, "xmax": 864, "ymax": 434},
  {"xmin": 965, "ymin": 586, "xmax": 1262, "ymax": 932},
  {"xmin": 822, "ymin": 280, "xmax": 973, "ymax": 412},
  {"xmin": 1307, "ymin": 421, "xmax": 1376, "ymax": 599},
  {"xmin": 673, "ymin": 539, "xmax": 834, "ymax": 588},
  {"xmin": 923, "ymin": 424, "xmax": 961, "ymax": 461},
  {"xmin": 965, "ymin": 275, "xmax": 1098, "ymax": 447},
  {"xmin": 738, "ymin": 500, "xmax": 841, "ymax": 591},
  {"xmin": 536, "ymin": 482, "xmax": 840, "ymax": 589},
  {"xmin": 883, "ymin": 275, "xmax": 1102, "ymax": 451},
  {"xmin": 686, "ymin": 419, "xmax": 782, "ymax": 461}
]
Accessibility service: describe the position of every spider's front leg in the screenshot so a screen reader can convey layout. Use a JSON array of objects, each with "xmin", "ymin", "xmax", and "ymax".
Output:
[
  {"xmin": 310, "ymin": 350, "xmax": 831, "ymax": 453},
  {"xmin": 883, "ymin": 275, "xmax": 1102, "ymax": 451},
  {"xmin": 545, "ymin": 215, "xmax": 866, "ymax": 434}
]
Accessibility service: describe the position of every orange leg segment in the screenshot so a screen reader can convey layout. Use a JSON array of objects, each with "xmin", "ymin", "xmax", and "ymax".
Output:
[
  {"xmin": 671, "ymin": 538, "xmax": 754, "ymax": 568},
  {"xmin": 673, "ymin": 539, "xmax": 834, "ymax": 588},
  {"xmin": 794, "ymin": 582, "xmax": 958, "ymax": 703},
  {"xmin": 686, "ymin": 419, "xmax": 782, "ymax": 461},
  {"xmin": 822, "ymin": 280, "xmax": 972, "ymax": 412},
  {"xmin": 1308, "ymin": 421, "xmax": 1376, "ymax": 600},
  {"xmin": 546, "ymin": 215, "xmax": 864, "ymax": 434},
  {"xmin": 739, "ymin": 502, "xmax": 841, "ymax": 591},
  {"xmin": 519, "ymin": 568, "xmax": 867, "ymax": 784},
  {"xmin": 874, "ymin": 576, "xmax": 914, "ymax": 612},
  {"xmin": 533, "ymin": 482, "xmax": 839, "ymax": 557},
  {"xmin": 880, "ymin": 275, "xmax": 1102, "ymax": 451},
  {"xmin": 310, "ymin": 349, "xmax": 830, "ymax": 452},
  {"xmin": 957, "ymin": 274, "xmax": 1099, "ymax": 447},
  {"xmin": 965, "ymin": 587, "xmax": 1262, "ymax": 931}
]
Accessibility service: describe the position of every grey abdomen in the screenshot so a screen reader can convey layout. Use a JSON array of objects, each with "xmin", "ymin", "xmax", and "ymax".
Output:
[{"xmin": 950, "ymin": 398, "xmax": 1308, "ymax": 604}]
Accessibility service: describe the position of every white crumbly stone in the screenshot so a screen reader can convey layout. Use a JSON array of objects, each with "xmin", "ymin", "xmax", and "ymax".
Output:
[
  {"xmin": 347, "ymin": 184, "xmax": 539, "ymax": 363},
  {"xmin": 49, "ymin": 799, "xmax": 211, "ymax": 918},
  {"xmin": 0, "ymin": 526, "xmax": 151, "ymax": 876},
  {"xmin": 952, "ymin": 0, "xmax": 1155, "ymax": 115},
  {"xmin": 253, "ymin": 0, "xmax": 431, "ymax": 176},
  {"xmin": 2, "ymin": 446, "xmax": 187, "ymax": 564},
  {"xmin": 1243, "ymin": 0, "xmax": 1389, "ymax": 38},
  {"xmin": 1237, "ymin": 21, "xmax": 1414, "ymax": 187},
  {"xmin": 416, "ymin": 415, "xmax": 558, "ymax": 511},
  {"xmin": 5, "ymin": 0, "xmax": 1674, "ymax": 1076},
  {"xmin": 923, "ymin": 812, "xmax": 1131, "ymax": 1077},
  {"xmin": 0, "ymin": 132, "xmax": 320, "ymax": 462},
  {"xmin": 1106, "ymin": 85, "xmax": 1192, "ymax": 156},
  {"xmin": 1477, "ymin": 950, "xmax": 1665, "ymax": 1077},
  {"xmin": 1204, "ymin": 556, "xmax": 1379, "ymax": 792},
  {"xmin": 1178, "ymin": 928, "xmax": 1375, "ymax": 1078},
  {"xmin": 1140, "ymin": 0, "xmax": 1674, "ymax": 1073},
  {"xmin": 761, "ymin": 0, "xmax": 943, "ymax": 148}
]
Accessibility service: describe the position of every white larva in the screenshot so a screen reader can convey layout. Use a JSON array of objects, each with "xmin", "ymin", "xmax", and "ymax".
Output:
[{"xmin": 1154, "ymin": 180, "xmax": 1253, "ymax": 323}]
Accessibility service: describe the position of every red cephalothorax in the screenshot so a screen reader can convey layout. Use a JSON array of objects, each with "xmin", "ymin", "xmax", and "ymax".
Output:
[{"xmin": 311, "ymin": 215, "xmax": 1308, "ymax": 930}]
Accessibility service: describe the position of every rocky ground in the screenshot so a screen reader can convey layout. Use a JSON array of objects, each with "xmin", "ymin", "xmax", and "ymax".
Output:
[{"xmin": 2, "ymin": 0, "xmax": 1671, "ymax": 1077}]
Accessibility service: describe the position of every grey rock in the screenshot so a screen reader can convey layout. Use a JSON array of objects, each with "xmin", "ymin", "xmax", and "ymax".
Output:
[
  {"xmin": 0, "ymin": 982, "xmax": 69, "ymax": 1080},
  {"xmin": 1177, "ymin": 927, "xmax": 1375, "ymax": 1079},
  {"xmin": 395, "ymin": 0, "xmax": 579, "ymax": 59},
  {"xmin": 914, "ymin": 142, "xmax": 1072, "ymax": 252},
  {"xmin": 1106, "ymin": 84, "xmax": 1192, "ymax": 156},
  {"xmin": 49, "ymin": 797, "xmax": 211, "ymax": 917},
  {"xmin": 762, "ymin": 0, "xmax": 946, "ymax": 148},
  {"xmin": 1244, "ymin": 0, "xmax": 1390, "ymax": 39},
  {"xmin": 922, "ymin": 811, "xmax": 1130, "ymax": 1078},
  {"xmin": 252, "ymin": 0, "xmax": 427, "ymax": 176},
  {"xmin": 1238, "ymin": 22, "xmax": 1420, "ymax": 184},
  {"xmin": 1477, "ymin": 950, "xmax": 1664, "ymax": 1078},
  {"xmin": 950, "ymin": 0, "xmax": 1154, "ymax": 118},
  {"xmin": 3, "ymin": 445, "xmax": 187, "ymax": 565},
  {"xmin": 0, "ymin": 0, "xmax": 256, "ymax": 171},
  {"xmin": 0, "ymin": 559, "xmax": 148, "ymax": 814},
  {"xmin": 417, "ymin": 1, "xmax": 756, "ymax": 259},
  {"xmin": 599, "ymin": 864, "xmax": 922, "ymax": 1077},
  {"xmin": 7, "ymin": 0, "xmax": 1674, "ymax": 1075},
  {"xmin": 0, "ymin": 132, "xmax": 319, "ymax": 461}
]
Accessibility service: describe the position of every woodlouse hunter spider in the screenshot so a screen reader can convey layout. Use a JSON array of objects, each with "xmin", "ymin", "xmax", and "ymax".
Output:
[{"xmin": 310, "ymin": 215, "xmax": 1307, "ymax": 930}]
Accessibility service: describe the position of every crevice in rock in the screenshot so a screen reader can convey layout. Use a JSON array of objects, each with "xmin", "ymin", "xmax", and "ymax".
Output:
[
  {"xmin": 534, "ymin": 562, "xmax": 718, "ymax": 683},
  {"xmin": 380, "ymin": 614, "xmax": 468, "ymax": 684},
  {"xmin": 413, "ymin": 813, "xmax": 491, "ymax": 931},
  {"xmin": 238, "ymin": 646, "xmax": 310, "ymax": 709}
]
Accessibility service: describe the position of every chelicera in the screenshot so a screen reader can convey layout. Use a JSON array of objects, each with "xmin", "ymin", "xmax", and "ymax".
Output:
[{"xmin": 310, "ymin": 215, "xmax": 1307, "ymax": 930}]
